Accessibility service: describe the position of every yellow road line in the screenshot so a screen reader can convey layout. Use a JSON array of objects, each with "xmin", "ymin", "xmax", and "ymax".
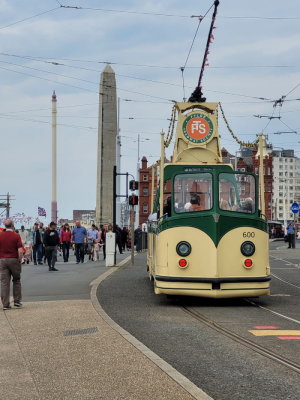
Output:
[{"xmin": 249, "ymin": 330, "xmax": 300, "ymax": 336}]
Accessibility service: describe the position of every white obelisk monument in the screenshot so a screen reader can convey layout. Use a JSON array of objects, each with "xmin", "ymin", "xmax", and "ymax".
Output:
[
  {"xmin": 51, "ymin": 90, "xmax": 57, "ymax": 223},
  {"xmin": 96, "ymin": 65, "xmax": 118, "ymax": 225}
]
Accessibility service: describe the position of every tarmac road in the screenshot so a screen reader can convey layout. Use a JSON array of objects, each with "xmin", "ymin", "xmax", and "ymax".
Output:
[{"xmin": 98, "ymin": 249, "xmax": 300, "ymax": 400}]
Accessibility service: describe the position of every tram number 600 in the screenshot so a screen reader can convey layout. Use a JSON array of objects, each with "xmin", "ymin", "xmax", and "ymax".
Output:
[{"xmin": 243, "ymin": 232, "xmax": 255, "ymax": 238}]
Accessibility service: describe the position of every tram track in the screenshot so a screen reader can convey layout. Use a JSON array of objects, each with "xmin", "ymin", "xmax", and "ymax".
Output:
[{"xmin": 181, "ymin": 305, "xmax": 300, "ymax": 375}]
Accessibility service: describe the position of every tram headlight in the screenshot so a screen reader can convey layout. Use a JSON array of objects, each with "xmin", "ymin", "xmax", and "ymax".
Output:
[
  {"xmin": 241, "ymin": 241, "xmax": 255, "ymax": 257},
  {"xmin": 176, "ymin": 241, "xmax": 192, "ymax": 257}
]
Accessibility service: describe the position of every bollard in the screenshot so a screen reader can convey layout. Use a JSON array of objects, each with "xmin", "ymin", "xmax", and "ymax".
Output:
[{"xmin": 106, "ymin": 231, "xmax": 116, "ymax": 266}]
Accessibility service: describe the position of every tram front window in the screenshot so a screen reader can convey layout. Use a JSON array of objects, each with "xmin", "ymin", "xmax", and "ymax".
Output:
[
  {"xmin": 174, "ymin": 173, "xmax": 212, "ymax": 213},
  {"xmin": 219, "ymin": 173, "xmax": 256, "ymax": 214}
]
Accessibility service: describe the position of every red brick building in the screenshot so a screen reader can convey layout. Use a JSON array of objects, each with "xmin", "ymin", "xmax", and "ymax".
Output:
[
  {"xmin": 138, "ymin": 157, "xmax": 158, "ymax": 225},
  {"xmin": 252, "ymin": 152, "xmax": 273, "ymax": 220}
]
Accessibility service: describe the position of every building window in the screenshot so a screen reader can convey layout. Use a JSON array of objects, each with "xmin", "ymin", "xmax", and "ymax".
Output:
[
  {"xmin": 143, "ymin": 203, "xmax": 148, "ymax": 213},
  {"xmin": 279, "ymin": 199, "xmax": 283, "ymax": 203},
  {"xmin": 279, "ymin": 165, "xmax": 283, "ymax": 169},
  {"xmin": 290, "ymin": 159, "xmax": 294, "ymax": 162},
  {"xmin": 279, "ymin": 213, "xmax": 283, "ymax": 218},
  {"xmin": 279, "ymin": 206, "xmax": 283, "ymax": 210},
  {"xmin": 279, "ymin": 192, "xmax": 283, "ymax": 197},
  {"xmin": 143, "ymin": 174, "xmax": 148, "ymax": 181},
  {"xmin": 143, "ymin": 187, "xmax": 148, "ymax": 196},
  {"xmin": 279, "ymin": 172, "xmax": 283, "ymax": 176}
]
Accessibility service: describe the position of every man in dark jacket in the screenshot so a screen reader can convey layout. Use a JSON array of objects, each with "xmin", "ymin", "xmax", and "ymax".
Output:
[{"xmin": 43, "ymin": 222, "xmax": 60, "ymax": 271}]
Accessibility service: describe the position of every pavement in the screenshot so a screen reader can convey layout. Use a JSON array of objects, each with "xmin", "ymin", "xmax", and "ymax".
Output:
[{"xmin": 0, "ymin": 253, "xmax": 211, "ymax": 400}]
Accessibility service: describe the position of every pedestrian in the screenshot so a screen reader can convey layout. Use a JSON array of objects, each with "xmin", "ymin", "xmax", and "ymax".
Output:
[
  {"xmin": 19, "ymin": 225, "xmax": 29, "ymax": 264},
  {"xmin": 87, "ymin": 224, "xmax": 98, "ymax": 261},
  {"xmin": 31, "ymin": 222, "xmax": 43, "ymax": 265},
  {"xmin": 115, "ymin": 224, "xmax": 123, "ymax": 254},
  {"xmin": 121, "ymin": 227, "xmax": 128, "ymax": 252},
  {"xmin": 43, "ymin": 222, "xmax": 60, "ymax": 271},
  {"xmin": 93, "ymin": 231, "xmax": 102, "ymax": 261},
  {"xmin": 72, "ymin": 221, "xmax": 87, "ymax": 264},
  {"xmin": 134, "ymin": 225, "xmax": 142, "ymax": 252},
  {"xmin": 0, "ymin": 219, "xmax": 23, "ymax": 310},
  {"xmin": 287, "ymin": 222, "xmax": 295, "ymax": 249},
  {"xmin": 60, "ymin": 223, "xmax": 72, "ymax": 262},
  {"xmin": 100, "ymin": 225, "xmax": 107, "ymax": 260},
  {"xmin": 19, "ymin": 225, "xmax": 29, "ymax": 246}
]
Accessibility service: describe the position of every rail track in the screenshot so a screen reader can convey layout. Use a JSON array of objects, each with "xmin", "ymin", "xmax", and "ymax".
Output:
[{"xmin": 181, "ymin": 305, "xmax": 300, "ymax": 375}]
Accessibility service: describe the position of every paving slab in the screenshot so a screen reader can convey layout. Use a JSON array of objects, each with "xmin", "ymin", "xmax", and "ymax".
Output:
[{"xmin": 0, "ymin": 256, "xmax": 211, "ymax": 400}]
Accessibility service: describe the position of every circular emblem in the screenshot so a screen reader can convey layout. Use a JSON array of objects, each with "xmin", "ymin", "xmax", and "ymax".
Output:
[{"xmin": 182, "ymin": 113, "xmax": 214, "ymax": 144}]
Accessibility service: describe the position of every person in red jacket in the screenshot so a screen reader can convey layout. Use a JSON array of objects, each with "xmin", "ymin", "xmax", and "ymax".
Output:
[
  {"xmin": 60, "ymin": 223, "xmax": 72, "ymax": 262},
  {"xmin": 0, "ymin": 219, "xmax": 24, "ymax": 310}
]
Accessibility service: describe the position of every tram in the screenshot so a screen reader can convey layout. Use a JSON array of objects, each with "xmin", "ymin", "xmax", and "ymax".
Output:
[
  {"xmin": 146, "ymin": 0, "xmax": 270, "ymax": 298},
  {"xmin": 147, "ymin": 100, "xmax": 271, "ymax": 298}
]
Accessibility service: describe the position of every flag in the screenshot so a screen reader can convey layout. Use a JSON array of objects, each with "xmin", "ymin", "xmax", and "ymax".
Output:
[{"xmin": 38, "ymin": 207, "xmax": 46, "ymax": 217}]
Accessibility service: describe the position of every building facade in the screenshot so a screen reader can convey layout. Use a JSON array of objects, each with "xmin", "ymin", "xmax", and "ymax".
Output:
[
  {"xmin": 138, "ymin": 156, "xmax": 158, "ymax": 225},
  {"xmin": 272, "ymin": 150, "xmax": 300, "ymax": 221}
]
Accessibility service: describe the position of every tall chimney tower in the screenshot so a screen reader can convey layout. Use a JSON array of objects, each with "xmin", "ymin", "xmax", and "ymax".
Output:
[
  {"xmin": 51, "ymin": 90, "xmax": 57, "ymax": 223},
  {"xmin": 96, "ymin": 65, "xmax": 118, "ymax": 225}
]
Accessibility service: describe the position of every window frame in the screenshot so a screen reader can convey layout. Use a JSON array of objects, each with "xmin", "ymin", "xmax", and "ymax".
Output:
[
  {"xmin": 173, "ymin": 172, "xmax": 213, "ymax": 214},
  {"xmin": 218, "ymin": 171, "xmax": 257, "ymax": 215}
]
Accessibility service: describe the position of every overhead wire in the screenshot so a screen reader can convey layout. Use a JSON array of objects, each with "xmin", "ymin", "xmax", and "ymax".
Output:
[
  {"xmin": 0, "ymin": 57, "xmax": 272, "ymax": 102},
  {"xmin": 0, "ymin": 113, "xmax": 97, "ymax": 131},
  {"xmin": 59, "ymin": 4, "xmax": 199, "ymax": 18},
  {"xmin": 0, "ymin": 7, "xmax": 60, "ymax": 30},
  {"xmin": 3, "ymin": 52, "xmax": 300, "ymax": 71},
  {"xmin": 59, "ymin": 4, "xmax": 300, "ymax": 20}
]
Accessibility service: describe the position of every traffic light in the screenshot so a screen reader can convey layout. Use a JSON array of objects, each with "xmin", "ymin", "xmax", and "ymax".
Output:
[
  {"xmin": 129, "ymin": 195, "xmax": 139, "ymax": 206},
  {"xmin": 129, "ymin": 180, "xmax": 139, "ymax": 191}
]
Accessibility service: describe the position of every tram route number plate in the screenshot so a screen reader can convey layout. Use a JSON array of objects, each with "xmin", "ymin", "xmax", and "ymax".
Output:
[{"xmin": 243, "ymin": 232, "xmax": 255, "ymax": 238}]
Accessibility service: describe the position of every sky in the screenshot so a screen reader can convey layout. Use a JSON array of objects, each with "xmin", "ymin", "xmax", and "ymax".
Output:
[{"xmin": 1, "ymin": 0, "xmax": 300, "ymax": 225}]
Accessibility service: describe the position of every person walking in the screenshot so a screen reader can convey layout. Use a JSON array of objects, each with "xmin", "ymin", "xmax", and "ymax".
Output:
[
  {"xmin": 32, "ymin": 223, "xmax": 43, "ymax": 265},
  {"xmin": 115, "ymin": 225, "xmax": 123, "ymax": 254},
  {"xmin": 0, "ymin": 219, "xmax": 23, "ymax": 310},
  {"xmin": 100, "ymin": 225, "xmax": 107, "ymax": 260},
  {"xmin": 287, "ymin": 222, "xmax": 295, "ymax": 249},
  {"xmin": 72, "ymin": 221, "xmax": 87, "ymax": 264},
  {"xmin": 121, "ymin": 227, "xmax": 128, "ymax": 252},
  {"xmin": 60, "ymin": 223, "xmax": 72, "ymax": 262},
  {"xmin": 19, "ymin": 225, "xmax": 30, "ymax": 264},
  {"xmin": 43, "ymin": 222, "xmax": 60, "ymax": 271},
  {"xmin": 87, "ymin": 224, "xmax": 98, "ymax": 261}
]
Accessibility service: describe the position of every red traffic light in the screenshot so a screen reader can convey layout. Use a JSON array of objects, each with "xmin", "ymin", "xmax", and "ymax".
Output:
[{"xmin": 129, "ymin": 195, "xmax": 139, "ymax": 206}]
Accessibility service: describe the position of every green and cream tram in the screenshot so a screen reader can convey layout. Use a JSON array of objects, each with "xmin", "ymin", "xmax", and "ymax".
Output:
[{"xmin": 147, "ymin": 101, "xmax": 271, "ymax": 298}]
